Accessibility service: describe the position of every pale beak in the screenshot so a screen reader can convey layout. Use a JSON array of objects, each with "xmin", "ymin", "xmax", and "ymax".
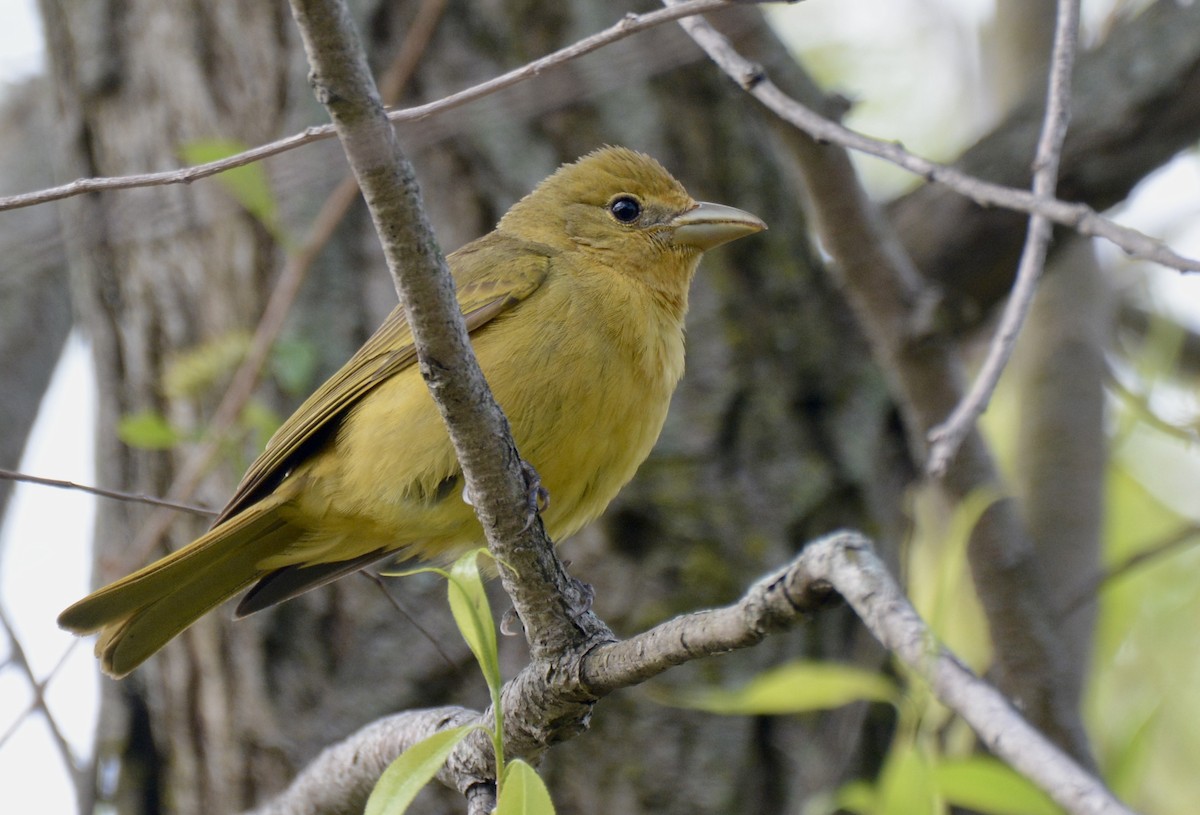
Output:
[{"xmin": 669, "ymin": 202, "xmax": 767, "ymax": 251}]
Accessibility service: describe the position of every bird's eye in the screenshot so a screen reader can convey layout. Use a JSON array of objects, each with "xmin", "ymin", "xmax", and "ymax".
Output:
[{"xmin": 609, "ymin": 195, "xmax": 642, "ymax": 223}]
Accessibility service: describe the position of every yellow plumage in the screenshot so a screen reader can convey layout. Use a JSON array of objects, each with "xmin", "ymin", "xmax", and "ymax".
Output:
[{"xmin": 58, "ymin": 146, "xmax": 765, "ymax": 677}]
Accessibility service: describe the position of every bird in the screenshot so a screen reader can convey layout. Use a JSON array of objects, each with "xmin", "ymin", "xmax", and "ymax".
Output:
[{"xmin": 58, "ymin": 146, "xmax": 766, "ymax": 677}]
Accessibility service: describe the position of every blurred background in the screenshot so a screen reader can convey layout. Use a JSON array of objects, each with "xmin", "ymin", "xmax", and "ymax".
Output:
[{"xmin": 2, "ymin": 0, "xmax": 1198, "ymax": 813}]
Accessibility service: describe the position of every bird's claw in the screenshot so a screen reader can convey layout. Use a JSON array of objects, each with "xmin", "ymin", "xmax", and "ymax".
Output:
[{"xmin": 520, "ymin": 460, "xmax": 549, "ymax": 532}]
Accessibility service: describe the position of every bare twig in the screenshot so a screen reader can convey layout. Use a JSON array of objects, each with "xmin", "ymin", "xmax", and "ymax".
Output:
[
  {"xmin": 795, "ymin": 535, "xmax": 1134, "ymax": 815},
  {"xmin": 0, "ymin": 637, "xmax": 80, "ymax": 752},
  {"xmin": 0, "ymin": 0, "xmax": 740, "ymax": 213},
  {"xmin": 927, "ymin": 0, "xmax": 1083, "ymax": 475},
  {"xmin": 0, "ymin": 467, "xmax": 214, "ymax": 516}
]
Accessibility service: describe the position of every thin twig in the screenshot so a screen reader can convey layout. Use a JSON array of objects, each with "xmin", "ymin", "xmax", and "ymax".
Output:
[
  {"xmin": 0, "ymin": 606, "xmax": 90, "ymax": 804},
  {"xmin": 1059, "ymin": 523, "xmax": 1200, "ymax": 619},
  {"xmin": 0, "ymin": 637, "xmax": 81, "ymax": 752},
  {"xmin": 0, "ymin": 467, "xmax": 214, "ymax": 516},
  {"xmin": 0, "ymin": 0, "xmax": 740, "ymax": 213},
  {"xmin": 927, "ymin": 0, "xmax": 1083, "ymax": 474}
]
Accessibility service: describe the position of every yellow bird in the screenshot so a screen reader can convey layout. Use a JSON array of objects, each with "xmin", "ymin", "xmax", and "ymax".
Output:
[{"xmin": 59, "ymin": 146, "xmax": 765, "ymax": 677}]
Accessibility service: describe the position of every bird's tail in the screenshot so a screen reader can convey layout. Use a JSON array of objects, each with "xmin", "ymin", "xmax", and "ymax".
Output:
[{"xmin": 58, "ymin": 498, "xmax": 296, "ymax": 678}]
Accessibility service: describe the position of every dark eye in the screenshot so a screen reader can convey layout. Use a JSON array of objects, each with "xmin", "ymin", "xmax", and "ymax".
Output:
[{"xmin": 609, "ymin": 195, "xmax": 642, "ymax": 223}]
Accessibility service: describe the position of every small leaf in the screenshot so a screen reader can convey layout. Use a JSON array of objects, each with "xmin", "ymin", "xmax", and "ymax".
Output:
[
  {"xmin": 364, "ymin": 725, "xmax": 474, "ymax": 815},
  {"xmin": 117, "ymin": 410, "xmax": 183, "ymax": 450},
  {"xmin": 496, "ymin": 759, "xmax": 556, "ymax": 815},
  {"xmin": 659, "ymin": 660, "xmax": 898, "ymax": 715},
  {"xmin": 933, "ymin": 757, "xmax": 1062, "ymax": 815},
  {"xmin": 447, "ymin": 550, "xmax": 501, "ymax": 694},
  {"xmin": 877, "ymin": 740, "xmax": 939, "ymax": 815},
  {"xmin": 828, "ymin": 779, "xmax": 876, "ymax": 815},
  {"xmin": 179, "ymin": 139, "xmax": 281, "ymax": 236},
  {"xmin": 270, "ymin": 337, "xmax": 319, "ymax": 395}
]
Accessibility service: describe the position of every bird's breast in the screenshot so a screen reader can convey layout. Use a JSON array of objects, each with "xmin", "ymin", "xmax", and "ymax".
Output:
[{"xmin": 476, "ymin": 267, "xmax": 686, "ymax": 539}]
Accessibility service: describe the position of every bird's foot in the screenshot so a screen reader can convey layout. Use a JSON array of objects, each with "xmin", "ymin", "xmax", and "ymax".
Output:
[{"xmin": 520, "ymin": 459, "xmax": 550, "ymax": 532}]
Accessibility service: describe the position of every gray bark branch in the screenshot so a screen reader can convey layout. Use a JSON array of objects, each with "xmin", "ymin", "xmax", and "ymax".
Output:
[{"xmin": 248, "ymin": 533, "xmax": 1135, "ymax": 815}]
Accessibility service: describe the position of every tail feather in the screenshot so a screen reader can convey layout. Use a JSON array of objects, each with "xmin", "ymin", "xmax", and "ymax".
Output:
[{"xmin": 58, "ymin": 499, "xmax": 297, "ymax": 678}]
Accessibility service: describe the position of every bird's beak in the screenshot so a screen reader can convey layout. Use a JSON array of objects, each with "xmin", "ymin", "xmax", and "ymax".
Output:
[{"xmin": 669, "ymin": 202, "xmax": 766, "ymax": 251}]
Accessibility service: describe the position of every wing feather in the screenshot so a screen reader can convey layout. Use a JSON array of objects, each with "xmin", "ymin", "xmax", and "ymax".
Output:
[{"xmin": 215, "ymin": 234, "xmax": 551, "ymax": 523}]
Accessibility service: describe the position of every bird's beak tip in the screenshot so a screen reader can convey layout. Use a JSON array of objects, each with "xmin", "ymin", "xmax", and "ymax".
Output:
[{"xmin": 670, "ymin": 202, "xmax": 766, "ymax": 251}]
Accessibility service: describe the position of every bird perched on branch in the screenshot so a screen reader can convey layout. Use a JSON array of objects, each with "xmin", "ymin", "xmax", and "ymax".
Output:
[{"xmin": 59, "ymin": 146, "xmax": 766, "ymax": 677}]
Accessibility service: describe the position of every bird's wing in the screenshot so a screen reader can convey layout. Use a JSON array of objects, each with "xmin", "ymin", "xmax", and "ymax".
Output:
[{"xmin": 215, "ymin": 236, "xmax": 551, "ymax": 523}]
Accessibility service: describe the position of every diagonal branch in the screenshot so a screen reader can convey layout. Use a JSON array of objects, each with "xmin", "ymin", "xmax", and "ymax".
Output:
[{"xmin": 658, "ymin": 0, "xmax": 1197, "ymax": 275}]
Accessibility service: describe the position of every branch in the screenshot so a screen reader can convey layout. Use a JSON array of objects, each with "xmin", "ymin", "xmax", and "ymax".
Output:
[
  {"xmin": 926, "ymin": 0, "xmax": 1081, "ymax": 474},
  {"xmin": 250, "ymin": 534, "xmax": 1136, "ymax": 815},
  {"xmin": 247, "ymin": 708, "xmax": 478, "ymax": 815},
  {"xmin": 890, "ymin": 0, "xmax": 1200, "ymax": 320},
  {"xmin": 3, "ymin": 1, "xmax": 1192, "ymax": 287},
  {"xmin": 0, "ymin": 0, "xmax": 742, "ymax": 213},
  {"xmin": 796, "ymin": 535, "xmax": 1133, "ymax": 815},
  {"xmin": 0, "ymin": 467, "xmax": 214, "ymax": 516}
]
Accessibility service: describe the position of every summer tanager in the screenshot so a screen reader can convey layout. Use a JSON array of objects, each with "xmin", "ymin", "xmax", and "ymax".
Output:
[{"xmin": 59, "ymin": 146, "xmax": 766, "ymax": 677}]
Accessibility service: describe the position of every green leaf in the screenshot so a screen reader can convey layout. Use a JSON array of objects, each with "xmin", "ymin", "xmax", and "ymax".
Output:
[
  {"xmin": 447, "ymin": 550, "xmax": 502, "ymax": 695},
  {"xmin": 117, "ymin": 410, "xmax": 183, "ymax": 450},
  {"xmin": 270, "ymin": 337, "xmax": 319, "ymax": 396},
  {"xmin": 877, "ymin": 740, "xmax": 939, "ymax": 815},
  {"xmin": 178, "ymin": 138, "xmax": 281, "ymax": 237},
  {"xmin": 933, "ymin": 757, "xmax": 1062, "ymax": 815},
  {"xmin": 659, "ymin": 660, "xmax": 898, "ymax": 715},
  {"xmin": 495, "ymin": 759, "xmax": 556, "ymax": 815},
  {"xmin": 364, "ymin": 725, "xmax": 473, "ymax": 815},
  {"xmin": 828, "ymin": 779, "xmax": 876, "ymax": 815}
]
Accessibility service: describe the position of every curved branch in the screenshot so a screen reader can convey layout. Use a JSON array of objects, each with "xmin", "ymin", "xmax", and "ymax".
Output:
[{"xmin": 249, "ymin": 534, "xmax": 1136, "ymax": 815}]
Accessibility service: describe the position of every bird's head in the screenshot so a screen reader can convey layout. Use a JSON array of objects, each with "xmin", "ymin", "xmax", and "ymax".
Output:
[{"xmin": 499, "ymin": 146, "xmax": 765, "ymax": 295}]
